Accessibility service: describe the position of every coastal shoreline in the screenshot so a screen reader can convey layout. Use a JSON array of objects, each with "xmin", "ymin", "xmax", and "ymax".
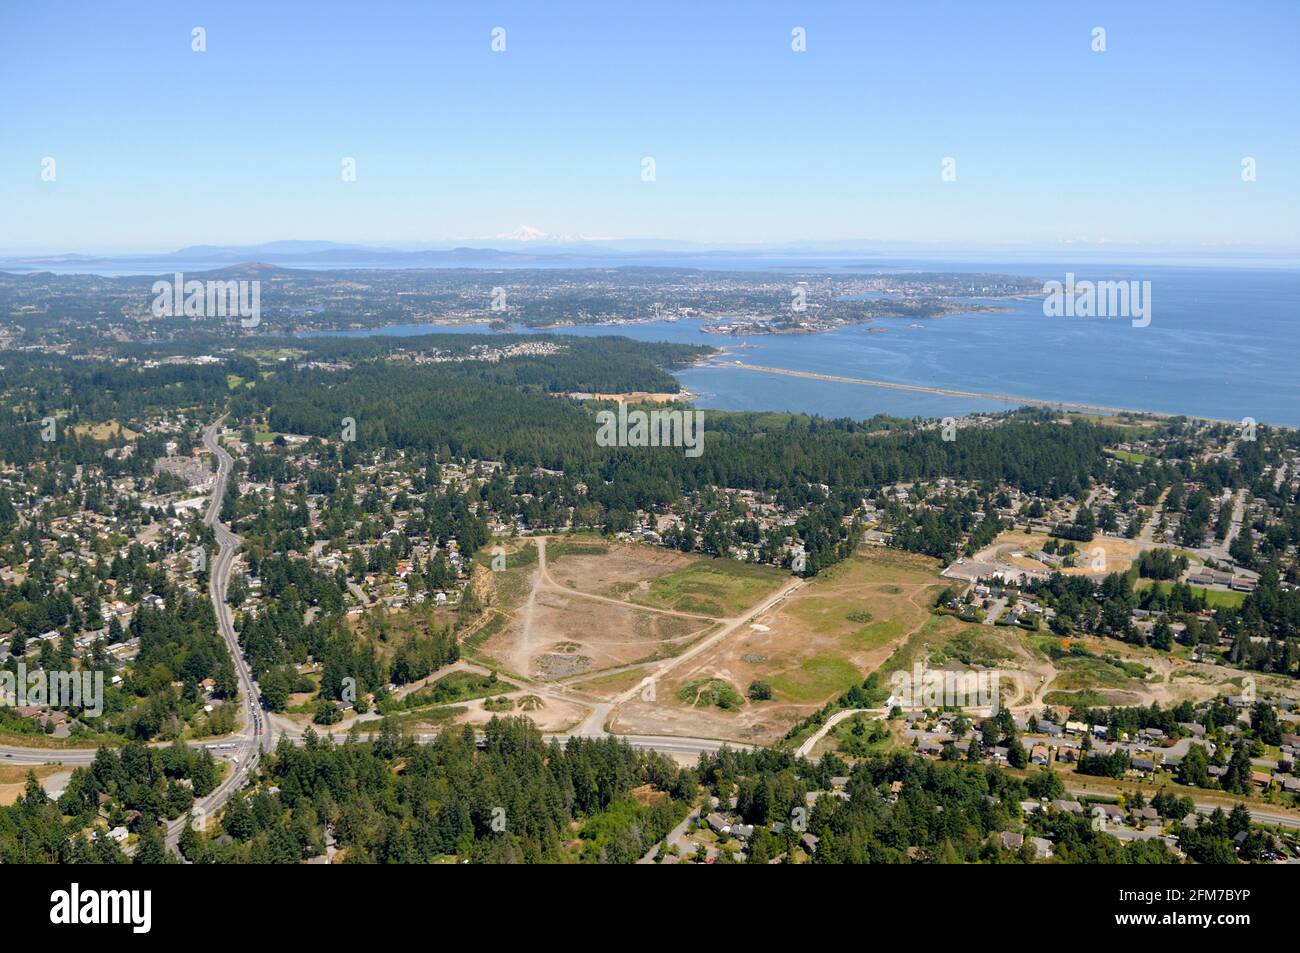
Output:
[{"xmin": 709, "ymin": 359, "xmax": 1282, "ymax": 429}]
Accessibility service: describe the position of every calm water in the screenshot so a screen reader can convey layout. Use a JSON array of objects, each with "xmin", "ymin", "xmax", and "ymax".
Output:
[{"xmin": 309, "ymin": 263, "xmax": 1300, "ymax": 427}]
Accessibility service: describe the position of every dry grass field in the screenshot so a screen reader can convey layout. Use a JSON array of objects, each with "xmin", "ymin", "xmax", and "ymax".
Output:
[
  {"xmin": 990, "ymin": 529, "xmax": 1148, "ymax": 576},
  {"xmin": 612, "ymin": 547, "xmax": 950, "ymax": 744},
  {"xmin": 476, "ymin": 537, "xmax": 757, "ymax": 682}
]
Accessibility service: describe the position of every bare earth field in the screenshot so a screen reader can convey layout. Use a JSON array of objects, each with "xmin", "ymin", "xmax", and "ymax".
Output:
[
  {"xmin": 1031, "ymin": 631, "xmax": 1275, "ymax": 710},
  {"xmin": 72, "ymin": 420, "xmax": 140, "ymax": 440},
  {"xmin": 546, "ymin": 540, "xmax": 699, "ymax": 602},
  {"xmin": 478, "ymin": 537, "xmax": 767, "ymax": 684},
  {"xmin": 453, "ymin": 536, "xmax": 1275, "ymax": 750},
  {"xmin": 0, "ymin": 764, "xmax": 63, "ymax": 806},
  {"xmin": 612, "ymin": 548, "xmax": 949, "ymax": 745},
  {"xmin": 484, "ymin": 588, "xmax": 712, "ymax": 679},
  {"xmin": 989, "ymin": 529, "xmax": 1146, "ymax": 576},
  {"xmin": 455, "ymin": 692, "xmax": 589, "ymax": 733}
]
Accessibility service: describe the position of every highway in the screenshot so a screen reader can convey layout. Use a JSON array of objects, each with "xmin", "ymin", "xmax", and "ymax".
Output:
[{"xmin": 160, "ymin": 417, "xmax": 272, "ymax": 847}]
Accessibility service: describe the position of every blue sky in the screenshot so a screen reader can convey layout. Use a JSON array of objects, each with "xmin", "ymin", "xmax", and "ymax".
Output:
[{"xmin": 1, "ymin": 0, "xmax": 1297, "ymax": 252}]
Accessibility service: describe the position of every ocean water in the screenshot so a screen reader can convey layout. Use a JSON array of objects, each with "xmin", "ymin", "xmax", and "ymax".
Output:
[{"xmin": 309, "ymin": 263, "xmax": 1300, "ymax": 427}]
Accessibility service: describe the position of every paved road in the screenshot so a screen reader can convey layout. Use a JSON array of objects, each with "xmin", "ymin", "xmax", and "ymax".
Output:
[
  {"xmin": 638, "ymin": 806, "xmax": 701, "ymax": 864},
  {"xmin": 983, "ymin": 596, "xmax": 1008, "ymax": 626},
  {"xmin": 1065, "ymin": 787, "xmax": 1300, "ymax": 831},
  {"xmin": 794, "ymin": 708, "xmax": 884, "ymax": 759},
  {"xmin": 0, "ymin": 745, "xmax": 99, "ymax": 765},
  {"xmin": 159, "ymin": 418, "xmax": 272, "ymax": 849},
  {"xmin": 1138, "ymin": 487, "xmax": 1169, "ymax": 545},
  {"xmin": 261, "ymin": 720, "xmax": 745, "ymax": 759},
  {"xmin": 1217, "ymin": 487, "xmax": 1249, "ymax": 558}
]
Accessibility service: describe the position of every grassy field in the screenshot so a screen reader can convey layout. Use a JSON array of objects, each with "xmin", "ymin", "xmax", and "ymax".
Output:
[
  {"xmin": 1041, "ymin": 652, "xmax": 1150, "ymax": 706},
  {"xmin": 1106, "ymin": 448, "xmax": 1154, "ymax": 464},
  {"xmin": 612, "ymin": 547, "xmax": 951, "ymax": 745},
  {"xmin": 379, "ymin": 671, "xmax": 511, "ymax": 713},
  {"xmin": 481, "ymin": 540, "xmax": 540, "ymax": 611},
  {"xmin": 629, "ymin": 558, "xmax": 786, "ymax": 617},
  {"xmin": 752, "ymin": 550, "xmax": 950, "ymax": 704},
  {"xmin": 847, "ymin": 618, "xmax": 906, "ymax": 651},
  {"xmin": 1141, "ymin": 580, "xmax": 1247, "ymax": 609},
  {"xmin": 567, "ymin": 668, "xmax": 648, "ymax": 697},
  {"xmin": 933, "ymin": 627, "xmax": 1016, "ymax": 667},
  {"xmin": 677, "ymin": 677, "xmax": 744, "ymax": 710},
  {"xmin": 767, "ymin": 652, "xmax": 864, "ymax": 704},
  {"xmin": 0, "ymin": 727, "xmax": 121, "ymax": 750},
  {"xmin": 1051, "ymin": 654, "xmax": 1147, "ymax": 690},
  {"xmin": 546, "ymin": 539, "xmax": 611, "ymax": 560},
  {"xmin": 874, "ymin": 614, "xmax": 979, "ymax": 678},
  {"xmin": 241, "ymin": 347, "xmax": 306, "ymax": 362},
  {"xmin": 353, "ymin": 707, "xmax": 464, "ymax": 733},
  {"xmin": 1043, "ymin": 689, "xmax": 1114, "ymax": 707},
  {"xmin": 72, "ymin": 421, "xmax": 139, "ymax": 440},
  {"xmin": 1062, "ymin": 412, "xmax": 1163, "ymax": 438}
]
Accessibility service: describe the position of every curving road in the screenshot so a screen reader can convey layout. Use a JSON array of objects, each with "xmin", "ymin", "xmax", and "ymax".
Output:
[{"xmin": 163, "ymin": 417, "xmax": 273, "ymax": 847}]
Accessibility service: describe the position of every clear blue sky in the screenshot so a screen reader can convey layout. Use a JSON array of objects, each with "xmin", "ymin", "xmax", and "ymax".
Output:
[{"xmin": 1, "ymin": 0, "xmax": 1296, "ymax": 252}]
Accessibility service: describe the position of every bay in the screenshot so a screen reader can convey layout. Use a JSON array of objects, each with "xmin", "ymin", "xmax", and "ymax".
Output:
[{"xmin": 306, "ymin": 262, "xmax": 1300, "ymax": 427}]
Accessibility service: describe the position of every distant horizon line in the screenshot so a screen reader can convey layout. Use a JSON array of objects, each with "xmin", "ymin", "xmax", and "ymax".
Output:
[{"xmin": 2, "ymin": 237, "xmax": 1298, "ymax": 265}]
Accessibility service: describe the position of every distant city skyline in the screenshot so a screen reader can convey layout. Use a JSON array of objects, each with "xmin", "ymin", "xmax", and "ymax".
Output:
[{"xmin": 2, "ymin": 1, "xmax": 1297, "ymax": 253}]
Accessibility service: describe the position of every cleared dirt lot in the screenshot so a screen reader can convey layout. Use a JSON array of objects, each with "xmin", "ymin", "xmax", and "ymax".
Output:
[
  {"xmin": 482, "ymin": 588, "xmax": 711, "ymax": 679},
  {"xmin": 474, "ymin": 537, "xmax": 1279, "ymax": 747},
  {"xmin": 612, "ymin": 547, "xmax": 950, "ymax": 745},
  {"xmin": 478, "ymin": 537, "xmax": 729, "ymax": 682},
  {"xmin": 547, "ymin": 539, "xmax": 788, "ymax": 619},
  {"xmin": 455, "ymin": 692, "xmax": 589, "ymax": 732},
  {"xmin": 545, "ymin": 540, "xmax": 699, "ymax": 601},
  {"xmin": 982, "ymin": 529, "xmax": 1148, "ymax": 576},
  {"xmin": 0, "ymin": 764, "xmax": 64, "ymax": 806}
]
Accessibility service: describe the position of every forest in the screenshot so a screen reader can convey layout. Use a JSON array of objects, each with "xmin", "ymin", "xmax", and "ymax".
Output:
[{"xmin": 3, "ymin": 717, "xmax": 1265, "ymax": 864}]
